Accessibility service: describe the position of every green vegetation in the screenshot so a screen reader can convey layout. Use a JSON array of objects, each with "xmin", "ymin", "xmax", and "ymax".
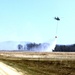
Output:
[{"xmin": 0, "ymin": 56, "xmax": 75, "ymax": 75}]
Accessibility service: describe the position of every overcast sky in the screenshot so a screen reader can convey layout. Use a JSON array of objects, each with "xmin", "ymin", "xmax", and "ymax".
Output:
[{"xmin": 0, "ymin": 0, "xmax": 75, "ymax": 44}]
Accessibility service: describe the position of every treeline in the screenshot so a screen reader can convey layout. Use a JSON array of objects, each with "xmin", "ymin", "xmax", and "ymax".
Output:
[{"xmin": 53, "ymin": 44, "xmax": 75, "ymax": 52}]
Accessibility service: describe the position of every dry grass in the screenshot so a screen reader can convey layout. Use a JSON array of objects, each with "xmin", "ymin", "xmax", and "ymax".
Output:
[
  {"xmin": 0, "ymin": 51, "xmax": 75, "ymax": 60},
  {"xmin": 0, "ymin": 51, "xmax": 75, "ymax": 75}
]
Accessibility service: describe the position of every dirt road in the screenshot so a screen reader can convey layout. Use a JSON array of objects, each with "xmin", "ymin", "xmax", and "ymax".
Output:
[{"xmin": 0, "ymin": 62, "xmax": 23, "ymax": 75}]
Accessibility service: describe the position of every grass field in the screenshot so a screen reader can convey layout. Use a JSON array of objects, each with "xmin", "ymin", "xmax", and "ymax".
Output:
[{"xmin": 0, "ymin": 51, "xmax": 75, "ymax": 75}]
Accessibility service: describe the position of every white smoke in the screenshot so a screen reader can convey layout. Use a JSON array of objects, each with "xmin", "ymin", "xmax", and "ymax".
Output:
[{"xmin": 29, "ymin": 37, "xmax": 57, "ymax": 52}]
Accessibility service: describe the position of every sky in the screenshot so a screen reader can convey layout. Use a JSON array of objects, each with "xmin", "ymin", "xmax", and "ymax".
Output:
[{"xmin": 0, "ymin": 0, "xmax": 75, "ymax": 45}]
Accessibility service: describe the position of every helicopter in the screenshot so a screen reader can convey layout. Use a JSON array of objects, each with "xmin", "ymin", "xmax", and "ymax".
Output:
[{"xmin": 54, "ymin": 17, "xmax": 60, "ymax": 21}]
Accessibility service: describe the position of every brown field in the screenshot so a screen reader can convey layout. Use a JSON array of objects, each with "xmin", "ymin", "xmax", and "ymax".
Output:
[
  {"xmin": 0, "ymin": 51, "xmax": 75, "ymax": 75},
  {"xmin": 0, "ymin": 51, "xmax": 75, "ymax": 60}
]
